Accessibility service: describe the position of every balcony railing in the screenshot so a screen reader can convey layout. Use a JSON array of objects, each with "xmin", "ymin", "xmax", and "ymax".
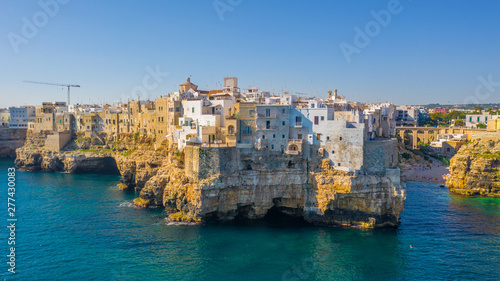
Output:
[
  {"xmin": 257, "ymin": 113, "xmax": 277, "ymax": 118},
  {"xmin": 294, "ymin": 122, "xmax": 302, "ymax": 127}
]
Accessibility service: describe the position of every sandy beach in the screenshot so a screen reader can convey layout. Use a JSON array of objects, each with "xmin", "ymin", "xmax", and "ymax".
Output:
[{"xmin": 400, "ymin": 159, "xmax": 449, "ymax": 184}]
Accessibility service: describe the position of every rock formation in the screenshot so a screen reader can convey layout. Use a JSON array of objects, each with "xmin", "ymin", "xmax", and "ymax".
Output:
[
  {"xmin": 0, "ymin": 128, "xmax": 27, "ymax": 159},
  {"xmin": 16, "ymin": 131, "xmax": 406, "ymax": 228},
  {"xmin": 447, "ymin": 138, "xmax": 500, "ymax": 197}
]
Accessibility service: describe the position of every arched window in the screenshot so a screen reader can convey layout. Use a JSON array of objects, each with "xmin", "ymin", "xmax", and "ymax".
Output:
[{"xmin": 228, "ymin": 125, "xmax": 235, "ymax": 134}]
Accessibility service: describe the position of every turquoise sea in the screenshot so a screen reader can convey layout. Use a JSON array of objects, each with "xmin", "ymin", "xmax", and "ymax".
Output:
[{"xmin": 0, "ymin": 160, "xmax": 499, "ymax": 281}]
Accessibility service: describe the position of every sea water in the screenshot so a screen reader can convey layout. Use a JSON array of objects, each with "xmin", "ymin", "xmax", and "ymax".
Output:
[{"xmin": 0, "ymin": 161, "xmax": 498, "ymax": 280}]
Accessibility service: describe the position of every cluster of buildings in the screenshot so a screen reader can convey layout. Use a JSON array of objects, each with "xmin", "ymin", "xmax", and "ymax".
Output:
[{"xmin": 5, "ymin": 76, "xmax": 408, "ymax": 172}]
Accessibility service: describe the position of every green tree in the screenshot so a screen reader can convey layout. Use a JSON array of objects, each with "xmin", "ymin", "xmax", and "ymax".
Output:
[{"xmin": 477, "ymin": 123, "xmax": 487, "ymax": 129}]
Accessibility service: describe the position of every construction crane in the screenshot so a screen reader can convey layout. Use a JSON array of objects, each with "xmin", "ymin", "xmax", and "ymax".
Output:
[{"xmin": 23, "ymin": 81, "xmax": 80, "ymax": 105}]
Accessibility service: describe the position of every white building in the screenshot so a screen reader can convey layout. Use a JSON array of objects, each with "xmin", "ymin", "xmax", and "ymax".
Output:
[
  {"xmin": 395, "ymin": 106, "xmax": 419, "ymax": 126},
  {"xmin": 289, "ymin": 105, "xmax": 335, "ymax": 145},
  {"xmin": 243, "ymin": 88, "xmax": 270, "ymax": 103},
  {"xmin": 465, "ymin": 113, "xmax": 500, "ymax": 128},
  {"xmin": 9, "ymin": 106, "xmax": 35, "ymax": 129}
]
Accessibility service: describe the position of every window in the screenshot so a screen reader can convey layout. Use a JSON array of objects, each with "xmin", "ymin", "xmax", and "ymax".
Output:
[
  {"xmin": 282, "ymin": 108, "xmax": 285, "ymax": 113},
  {"xmin": 321, "ymin": 116, "xmax": 324, "ymax": 121},
  {"xmin": 298, "ymin": 134, "xmax": 302, "ymax": 140},
  {"xmin": 271, "ymin": 145, "xmax": 274, "ymax": 149},
  {"xmin": 266, "ymin": 109, "xmax": 271, "ymax": 117},
  {"xmin": 317, "ymin": 134, "xmax": 321, "ymax": 141},
  {"xmin": 338, "ymin": 163, "xmax": 341, "ymax": 166},
  {"xmin": 262, "ymin": 135, "xmax": 265, "ymax": 139},
  {"xmin": 244, "ymin": 126, "xmax": 251, "ymax": 134},
  {"xmin": 282, "ymin": 134, "xmax": 285, "ymax": 139},
  {"xmin": 192, "ymin": 108, "xmax": 195, "ymax": 113},
  {"xmin": 332, "ymin": 150, "xmax": 335, "ymax": 154},
  {"xmin": 266, "ymin": 120, "xmax": 271, "ymax": 129},
  {"xmin": 282, "ymin": 121, "xmax": 285, "ymax": 126},
  {"xmin": 327, "ymin": 136, "xmax": 330, "ymax": 140},
  {"xmin": 295, "ymin": 116, "xmax": 302, "ymax": 126},
  {"xmin": 249, "ymin": 110, "xmax": 255, "ymax": 117},
  {"xmin": 340, "ymin": 137, "xmax": 343, "ymax": 140},
  {"xmin": 273, "ymin": 134, "xmax": 276, "ymax": 139},
  {"xmin": 314, "ymin": 116, "xmax": 319, "ymax": 125}
]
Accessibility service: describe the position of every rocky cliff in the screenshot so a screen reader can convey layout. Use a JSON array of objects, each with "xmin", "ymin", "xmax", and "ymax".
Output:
[
  {"xmin": 16, "ymin": 131, "xmax": 406, "ymax": 228},
  {"xmin": 137, "ymin": 146, "xmax": 405, "ymax": 228},
  {"xmin": 0, "ymin": 128, "xmax": 26, "ymax": 159},
  {"xmin": 447, "ymin": 138, "xmax": 500, "ymax": 197}
]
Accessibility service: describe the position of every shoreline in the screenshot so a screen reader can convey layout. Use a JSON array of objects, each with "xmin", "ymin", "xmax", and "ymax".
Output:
[{"xmin": 400, "ymin": 161, "xmax": 449, "ymax": 184}]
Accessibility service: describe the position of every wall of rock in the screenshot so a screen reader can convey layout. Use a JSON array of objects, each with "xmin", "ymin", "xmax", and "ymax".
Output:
[
  {"xmin": 447, "ymin": 138, "xmax": 500, "ymax": 197},
  {"xmin": 0, "ymin": 128, "xmax": 27, "ymax": 159},
  {"xmin": 16, "ymin": 131, "xmax": 406, "ymax": 228}
]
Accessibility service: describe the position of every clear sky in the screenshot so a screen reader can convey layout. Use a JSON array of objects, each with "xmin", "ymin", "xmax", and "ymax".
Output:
[{"xmin": 1, "ymin": 0, "xmax": 500, "ymax": 107}]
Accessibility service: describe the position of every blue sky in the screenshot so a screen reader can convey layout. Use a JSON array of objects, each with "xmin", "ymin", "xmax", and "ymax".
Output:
[{"xmin": 1, "ymin": 0, "xmax": 500, "ymax": 107}]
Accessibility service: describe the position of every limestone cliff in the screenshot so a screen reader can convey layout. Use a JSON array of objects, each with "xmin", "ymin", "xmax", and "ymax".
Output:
[
  {"xmin": 15, "ymin": 131, "xmax": 165, "ymax": 191},
  {"xmin": 137, "ymin": 147, "xmax": 405, "ymax": 228},
  {"xmin": 16, "ymin": 132, "xmax": 406, "ymax": 228},
  {"xmin": 0, "ymin": 128, "xmax": 26, "ymax": 159},
  {"xmin": 447, "ymin": 138, "xmax": 500, "ymax": 197}
]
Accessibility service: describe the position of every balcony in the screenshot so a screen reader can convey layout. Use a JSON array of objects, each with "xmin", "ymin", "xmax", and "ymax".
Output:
[
  {"xmin": 294, "ymin": 122, "xmax": 302, "ymax": 127},
  {"xmin": 225, "ymin": 115, "xmax": 238, "ymax": 120},
  {"xmin": 257, "ymin": 113, "xmax": 277, "ymax": 118}
]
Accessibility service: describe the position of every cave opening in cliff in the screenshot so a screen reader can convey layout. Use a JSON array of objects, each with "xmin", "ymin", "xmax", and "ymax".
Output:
[
  {"xmin": 262, "ymin": 206, "xmax": 310, "ymax": 227},
  {"xmin": 73, "ymin": 157, "xmax": 121, "ymax": 175}
]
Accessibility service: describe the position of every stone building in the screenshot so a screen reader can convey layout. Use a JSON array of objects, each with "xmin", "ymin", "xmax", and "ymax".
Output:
[
  {"xmin": 255, "ymin": 104, "xmax": 289, "ymax": 152},
  {"xmin": 234, "ymin": 102, "xmax": 256, "ymax": 146},
  {"xmin": 0, "ymin": 109, "xmax": 10, "ymax": 128},
  {"xmin": 179, "ymin": 78, "xmax": 198, "ymax": 93}
]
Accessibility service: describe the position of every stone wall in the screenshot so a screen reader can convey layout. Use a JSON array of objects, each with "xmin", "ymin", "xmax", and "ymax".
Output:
[
  {"xmin": 184, "ymin": 145, "xmax": 239, "ymax": 179},
  {"xmin": 363, "ymin": 139, "xmax": 398, "ymax": 175},
  {"xmin": 0, "ymin": 128, "xmax": 27, "ymax": 159},
  {"xmin": 45, "ymin": 131, "xmax": 72, "ymax": 152}
]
